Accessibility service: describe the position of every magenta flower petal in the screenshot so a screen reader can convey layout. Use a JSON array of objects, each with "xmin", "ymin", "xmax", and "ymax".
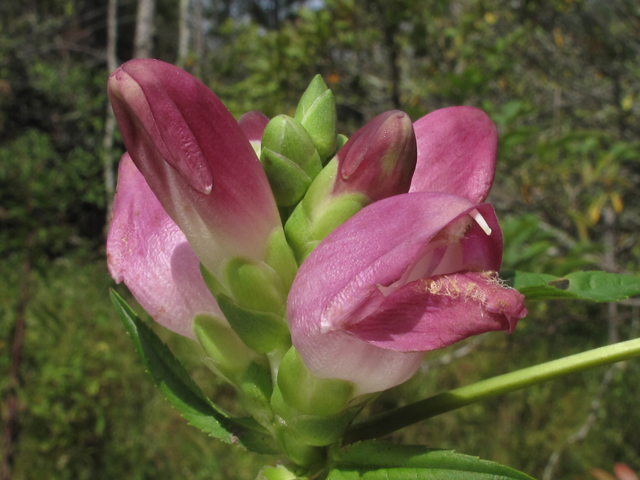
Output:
[
  {"xmin": 348, "ymin": 271, "xmax": 526, "ymax": 351},
  {"xmin": 107, "ymin": 153, "xmax": 223, "ymax": 340},
  {"xmin": 410, "ymin": 107, "xmax": 498, "ymax": 203},
  {"xmin": 108, "ymin": 59, "xmax": 280, "ymax": 278},
  {"xmin": 288, "ymin": 192, "xmax": 526, "ymax": 394}
]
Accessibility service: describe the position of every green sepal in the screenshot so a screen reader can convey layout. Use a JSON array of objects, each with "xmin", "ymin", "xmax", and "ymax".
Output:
[
  {"xmin": 306, "ymin": 193, "xmax": 367, "ymax": 247},
  {"xmin": 277, "ymin": 346, "xmax": 355, "ymax": 417},
  {"xmin": 194, "ymin": 316, "xmax": 274, "ymax": 427},
  {"xmin": 260, "ymin": 115, "xmax": 323, "ymax": 206},
  {"xmin": 200, "ymin": 263, "xmax": 229, "ymax": 297},
  {"xmin": 295, "ymin": 75, "xmax": 337, "ymax": 162},
  {"xmin": 193, "ymin": 314, "xmax": 262, "ymax": 384},
  {"xmin": 224, "ymin": 257, "xmax": 287, "ymax": 314},
  {"xmin": 237, "ymin": 360, "xmax": 275, "ymax": 429},
  {"xmin": 261, "ymin": 148, "xmax": 314, "ymax": 206},
  {"xmin": 256, "ymin": 464, "xmax": 308, "ymax": 480},
  {"xmin": 271, "ymin": 385, "xmax": 361, "ymax": 447},
  {"xmin": 285, "ymin": 165, "xmax": 368, "ymax": 264},
  {"xmin": 284, "ymin": 203, "xmax": 316, "ymax": 264},
  {"xmin": 109, "ymin": 290, "xmax": 278, "ymax": 454},
  {"xmin": 327, "ymin": 440, "xmax": 535, "ymax": 480},
  {"xmin": 264, "ymin": 228, "xmax": 298, "ymax": 293},
  {"xmin": 216, "ymin": 293, "xmax": 291, "ymax": 354},
  {"xmin": 335, "ymin": 133, "xmax": 348, "ymax": 152},
  {"xmin": 501, "ymin": 270, "xmax": 640, "ymax": 302},
  {"xmin": 272, "ymin": 418, "xmax": 327, "ymax": 469}
]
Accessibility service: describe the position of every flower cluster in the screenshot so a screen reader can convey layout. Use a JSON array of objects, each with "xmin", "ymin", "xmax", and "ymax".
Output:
[{"xmin": 107, "ymin": 59, "xmax": 526, "ymax": 451}]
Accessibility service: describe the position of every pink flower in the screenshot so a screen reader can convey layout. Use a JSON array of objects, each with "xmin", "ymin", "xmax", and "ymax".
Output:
[
  {"xmin": 108, "ymin": 60, "xmax": 281, "ymax": 283},
  {"xmin": 106, "ymin": 59, "xmax": 525, "ymax": 397},
  {"xmin": 287, "ymin": 107, "xmax": 526, "ymax": 395}
]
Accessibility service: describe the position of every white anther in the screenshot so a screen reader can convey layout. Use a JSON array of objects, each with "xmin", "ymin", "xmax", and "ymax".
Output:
[{"xmin": 470, "ymin": 209, "xmax": 492, "ymax": 236}]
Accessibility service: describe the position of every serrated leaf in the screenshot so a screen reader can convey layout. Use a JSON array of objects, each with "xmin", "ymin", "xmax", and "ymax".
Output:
[
  {"xmin": 501, "ymin": 270, "xmax": 640, "ymax": 302},
  {"xmin": 327, "ymin": 441, "xmax": 535, "ymax": 479},
  {"xmin": 110, "ymin": 290, "xmax": 278, "ymax": 454}
]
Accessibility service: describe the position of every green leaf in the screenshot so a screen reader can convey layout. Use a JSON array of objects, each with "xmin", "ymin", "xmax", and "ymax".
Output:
[
  {"xmin": 327, "ymin": 441, "xmax": 534, "ymax": 480},
  {"xmin": 501, "ymin": 270, "xmax": 640, "ymax": 302},
  {"xmin": 109, "ymin": 290, "xmax": 278, "ymax": 454}
]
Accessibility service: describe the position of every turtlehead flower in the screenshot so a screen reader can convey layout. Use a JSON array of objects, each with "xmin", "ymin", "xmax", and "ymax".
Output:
[
  {"xmin": 106, "ymin": 60, "xmax": 525, "ymax": 404},
  {"xmin": 108, "ymin": 59, "xmax": 297, "ymax": 354},
  {"xmin": 288, "ymin": 193, "xmax": 526, "ymax": 395},
  {"xmin": 286, "ymin": 107, "xmax": 526, "ymax": 396},
  {"xmin": 108, "ymin": 59, "xmax": 289, "ymax": 288}
]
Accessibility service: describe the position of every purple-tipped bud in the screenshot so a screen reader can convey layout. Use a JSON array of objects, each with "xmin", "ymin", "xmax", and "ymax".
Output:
[
  {"xmin": 108, "ymin": 59, "xmax": 281, "ymax": 281},
  {"xmin": 334, "ymin": 110, "xmax": 417, "ymax": 201}
]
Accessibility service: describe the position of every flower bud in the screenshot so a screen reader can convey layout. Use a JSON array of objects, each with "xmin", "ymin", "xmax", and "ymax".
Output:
[
  {"xmin": 285, "ymin": 110, "xmax": 417, "ymax": 262},
  {"xmin": 294, "ymin": 74, "xmax": 337, "ymax": 162},
  {"xmin": 108, "ymin": 59, "xmax": 297, "ymax": 353},
  {"xmin": 260, "ymin": 115, "xmax": 323, "ymax": 207}
]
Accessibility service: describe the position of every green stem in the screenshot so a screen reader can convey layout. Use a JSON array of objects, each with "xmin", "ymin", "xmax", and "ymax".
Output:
[{"xmin": 343, "ymin": 337, "xmax": 640, "ymax": 444}]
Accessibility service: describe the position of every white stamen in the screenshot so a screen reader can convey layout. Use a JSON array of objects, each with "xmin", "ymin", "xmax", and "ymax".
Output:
[{"xmin": 470, "ymin": 209, "xmax": 492, "ymax": 236}]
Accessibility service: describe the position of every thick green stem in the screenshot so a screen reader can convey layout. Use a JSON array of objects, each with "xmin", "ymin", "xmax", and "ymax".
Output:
[{"xmin": 343, "ymin": 337, "xmax": 640, "ymax": 444}]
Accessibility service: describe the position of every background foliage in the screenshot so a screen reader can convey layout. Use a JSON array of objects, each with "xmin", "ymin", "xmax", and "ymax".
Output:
[{"xmin": 1, "ymin": 0, "xmax": 639, "ymax": 478}]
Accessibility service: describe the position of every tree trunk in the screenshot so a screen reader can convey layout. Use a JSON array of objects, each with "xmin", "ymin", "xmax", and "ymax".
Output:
[
  {"xmin": 0, "ymin": 252, "xmax": 32, "ymax": 480},
  {"xmin": 103, "ymin": 0, "xmax": 118, "ymax": 231},
  {"xmin": 193, "ymin": 0, "xmax": 203, "ymax": 77},
  {"xmin": 134, "ymin": 0, "xmax": 155, "ymax": 58},
  {"xmin": 177, "ymin": 0, "xmax": 190, "ymax": 68}
]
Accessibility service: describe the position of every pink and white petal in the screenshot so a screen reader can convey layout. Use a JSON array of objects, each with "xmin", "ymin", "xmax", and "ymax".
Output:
[
  {"xmin": 294, "ymin": 329, "xmax": 424, "ymax": 396},
  {"xmin": 410, "ymin": 107, "xmax": 498, "ymax": 203},
  {"xmin": 348, "ymin": 272, "xmax": 527, "ymax": 352},
  {"xmin": 288, "ymin": 192, "xmax": 511, "ymax": 392},
  {"xmin": 107, "ymin": 153, "xmax": 223, "ymax": 339},
  {"xmin": 108, "ymin": 59, "xmax": 280, "ymax": 277},
  {"xmin": 320, "ymin": 195, "xmax": 502, "ymax": 333}
]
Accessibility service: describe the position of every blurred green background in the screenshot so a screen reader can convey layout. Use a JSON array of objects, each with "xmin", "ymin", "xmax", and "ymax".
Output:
[{"xmin": 1, "ymin": 0, "xmax": 640, "ymax": 478}]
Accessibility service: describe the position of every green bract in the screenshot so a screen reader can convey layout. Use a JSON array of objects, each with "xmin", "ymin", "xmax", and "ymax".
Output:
[
  {"xmin": 285, "ymin": 159, "xmax": 369, "ymax": 263},
  {"xmin": 260, "ymin": 115, "xmax": 323, "ymax": 207},
  {"xmin": 294, "ymin": 74, "xmax": 338, "ymax": 163}
]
